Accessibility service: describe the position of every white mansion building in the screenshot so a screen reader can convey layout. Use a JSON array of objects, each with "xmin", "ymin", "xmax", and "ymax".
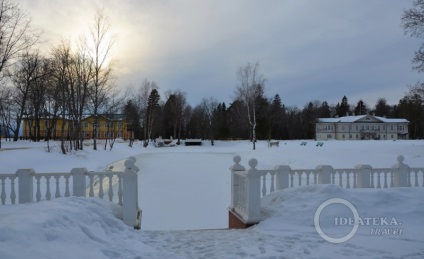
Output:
[{"xmin": 315, "ymin": 115, "xmax": 409, "ymax": 140}]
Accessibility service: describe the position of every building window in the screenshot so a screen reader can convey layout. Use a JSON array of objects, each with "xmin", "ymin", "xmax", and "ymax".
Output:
[
  {"xmin": 342, "ymin": 134, "xmax": 345, "ymax": 139},
  {"xmin": 391, "ymin": 126, "xmax": 394, "ymax": 131},
  {"xmin": 327, "ymin": 134, "xmax": 332, "ymax": 139},
  {"xmin": 349, "ymin": 134, "xmax": 352, "ymax": 139}
]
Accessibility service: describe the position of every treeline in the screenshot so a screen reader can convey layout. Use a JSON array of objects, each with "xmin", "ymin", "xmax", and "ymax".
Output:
[{"xmin": 124, "ymin": 86, "xmax": 424, "ymax": 146}]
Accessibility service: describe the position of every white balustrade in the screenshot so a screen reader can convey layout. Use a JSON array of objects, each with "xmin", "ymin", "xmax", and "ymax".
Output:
[
  {"xmin": 229, "ymin": 155, "xmax": 424, "ymax": 224},
  {"xmin": 0, "ymin": 156, "xmax": 141, "ymax": 229}
]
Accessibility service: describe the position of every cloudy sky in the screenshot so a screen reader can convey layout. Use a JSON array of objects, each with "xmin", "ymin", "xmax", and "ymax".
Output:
[{"xmin": 14, "ymin": 0, "xmax": 422, "ymax": 108}]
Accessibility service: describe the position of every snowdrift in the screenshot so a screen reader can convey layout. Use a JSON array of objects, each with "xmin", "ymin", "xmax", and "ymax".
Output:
[{"xmin": 1, "ymin": 185, "xmax": 423, "ymax": 258}]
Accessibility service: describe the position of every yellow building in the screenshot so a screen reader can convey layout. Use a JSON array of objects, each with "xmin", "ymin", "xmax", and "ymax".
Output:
[
  {"xmin": 22, "ymin": 114, "xmax": 131, "ymax": 140},
  {"xmin": 81, "ymin": 115, "xmax": 130, "ymax": 140}
]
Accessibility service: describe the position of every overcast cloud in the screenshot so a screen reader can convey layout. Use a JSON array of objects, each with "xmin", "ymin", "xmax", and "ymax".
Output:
[{"xmin": 14, "ymin": 0, "xmax": 422, "ymax": 107}]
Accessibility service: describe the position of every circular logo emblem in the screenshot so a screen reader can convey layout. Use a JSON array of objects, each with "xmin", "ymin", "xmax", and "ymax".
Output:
[{"xmin": 314, "ymin": 198, "xmax": 360, "ymax": 244}]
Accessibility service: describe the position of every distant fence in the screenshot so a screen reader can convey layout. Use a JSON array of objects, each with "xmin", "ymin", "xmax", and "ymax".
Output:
[
  {"xmin": 229, "ymin": 155, "xmax": 424, "ymax": 224},
  {"xmin": 0, "ymin": 156, "xmax": 141, "ymax": 229}
]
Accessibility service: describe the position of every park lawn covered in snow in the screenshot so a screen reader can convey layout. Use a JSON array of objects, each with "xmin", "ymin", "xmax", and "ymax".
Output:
[{"xmin": 1, "ymin": 139, "xmax": 424, "ymax": 258}]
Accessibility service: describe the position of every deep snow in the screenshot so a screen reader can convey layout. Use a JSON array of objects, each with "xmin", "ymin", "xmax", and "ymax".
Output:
[{"xmin": 1, "ymin": 139, "xmax": 424, "ymax": 258}]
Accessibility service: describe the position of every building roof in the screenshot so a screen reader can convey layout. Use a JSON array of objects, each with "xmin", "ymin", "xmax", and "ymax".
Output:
[{"xmin": 318, "ymin": 115, "xmax": 409, "ymax": 123}]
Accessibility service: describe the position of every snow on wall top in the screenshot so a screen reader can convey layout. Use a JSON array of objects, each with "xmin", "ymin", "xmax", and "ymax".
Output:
[{"xmin": 318, "ymin": 115, "xmax": 409, "ymax": 123}]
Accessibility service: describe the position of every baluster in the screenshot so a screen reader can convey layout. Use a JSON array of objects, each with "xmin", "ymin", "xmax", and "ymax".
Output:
[
  {"xmin": 1, "ymin": 178, "xmax": 6, "ymax": 205},
  {"xmin": 298, "ymin": 172, "xmax": 302, "ymax": 187},
  {"xmin": 390, "ymin": 171, "xmax": 394, "ymax": 188},
  {"xmin": 238, "ymin": 177, "xmax": 243, "ymax": 210},
  {"xmin": 376, "ymin": 171, "xmax": 381, "ymax": 189},
  {"xmin": 290, "ymin": 172, "xmax": 294, "ymax": 188},
  {"xmin": 98, "ymin": 175, "xmax": 104, "ymax": 199},
  {"xmin": 236, "ymin": 177, "xmax": 241, "ymax": 208},
  {"xmin": 422, "ymin": 170, "xmax": 424, "ymax": 187},
  {"xmin": 118, "ymin": 174, "xmax": 123, "ymax": 206},
  {"xmin": 36, "ymin": 175, "xmax": 42, "ymax": 202},
  {"xmin": 353, "ymin": 172, "xmax": 357, "ymax": 188},
  {"xmin": 270, "ymin": 172, "xmax": 275, "ymax": 193},
  {"xmin": 306, "ymin": 172, "xmax": 310, "ymax": 186},
  {"xmin": 383, "ymin": 172, "xmax": 388, "ymax": 188},
  {"xmin": 237, "ymin": 177, "xmax": 242, "ymax": 209},
  {"xmin": 346, "ymin": 172, "xmax": 351, "ymax": 188},
  {"xmin": 108, "ymin": 175, "xmax": 113, "ymax": 202},
  {"xmin": 370, "ymin": 172, "xmax": 374, "ymax": 188},
  {"xmin": 64, "ymin": 176, "xmax": 70, "ymax": 197},
  {"xmin": 242, "ymin": 178, "xmax": 247, "ymax": 212},
  {"xmin": 55, "ymin": 175, "xmax": 61, "ymax": 198},
  {"xmin": 89, "ymin": 175, "xmax": 95, "ymax": 197},
  {"xmin": 262, "ymin": 175, "xmax": 267, "ymax": 197},
  {"xmin": 332, "ymin": 172, "xmax": 335, "ymax": 185},
  {"xmin": 10, "ymin": 176, "xmax": 16, "ymax": 204},
  {"xmin": 338, "ymin": 172, "xmax": 343, "ymax": 187},
  {"xmin": 45, "ymin": 176, "xmax": 51, "ymax": 200},
  {"xmin": 414, "ymin": 171, "xmax": 419, "ymax": 187},
  {"xmin": 238, "ymin": 178, "xmax": 243, "ymax": 209}
]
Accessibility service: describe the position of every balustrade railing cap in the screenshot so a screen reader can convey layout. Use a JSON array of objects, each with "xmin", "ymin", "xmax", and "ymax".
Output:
[
  {"xmin": 393, "ymin": 155, "xmax": 409, "ymax": 169},
  {"xmin": 248, "ymin": 158, "xmax": 258, "ymax": 169},
  {"xmin": 231, "ymin": 155, "xmax": 245, "ymax": 171},
  {"xmin": 397, "ymin": 155, "xmax": 404, "ymax": 164},
  {"xmin": 124, "ymin": 156, "xmax": 138, "ymax": 171},
  {"xmin": 15, "ymin": 168, "xmax": 35, "ymax": 175}
]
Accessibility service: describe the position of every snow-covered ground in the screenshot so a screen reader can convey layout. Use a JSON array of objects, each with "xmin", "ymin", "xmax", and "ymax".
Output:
[{"xmin": 1, "ymin": 139, "xmax": 424, "ymax": 258}]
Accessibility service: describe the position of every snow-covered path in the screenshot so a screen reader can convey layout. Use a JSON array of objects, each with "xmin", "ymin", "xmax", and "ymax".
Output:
[{"xmin": 136, "ymin": 152, "xmax": 233, "ymax": 230}]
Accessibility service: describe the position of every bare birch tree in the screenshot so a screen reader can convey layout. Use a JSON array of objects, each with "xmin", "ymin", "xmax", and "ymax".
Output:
[
  {"xmin": 235, "ymin": 61, "xmax": 265, "ymax": 150},
  {"xmin": 51, "ymin": 41, "xmax": 73, "ymax": 154},
  {"xmin": 85, "ymin": 9, "xmax": 116, "ymax": 150},
  {"xmin": 7, "ymin": 50, "xmax": 43, "ymax": 141},
  {"xmin": 69, "ymin": 45, "xmax": 94, "ymax": 150}
]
